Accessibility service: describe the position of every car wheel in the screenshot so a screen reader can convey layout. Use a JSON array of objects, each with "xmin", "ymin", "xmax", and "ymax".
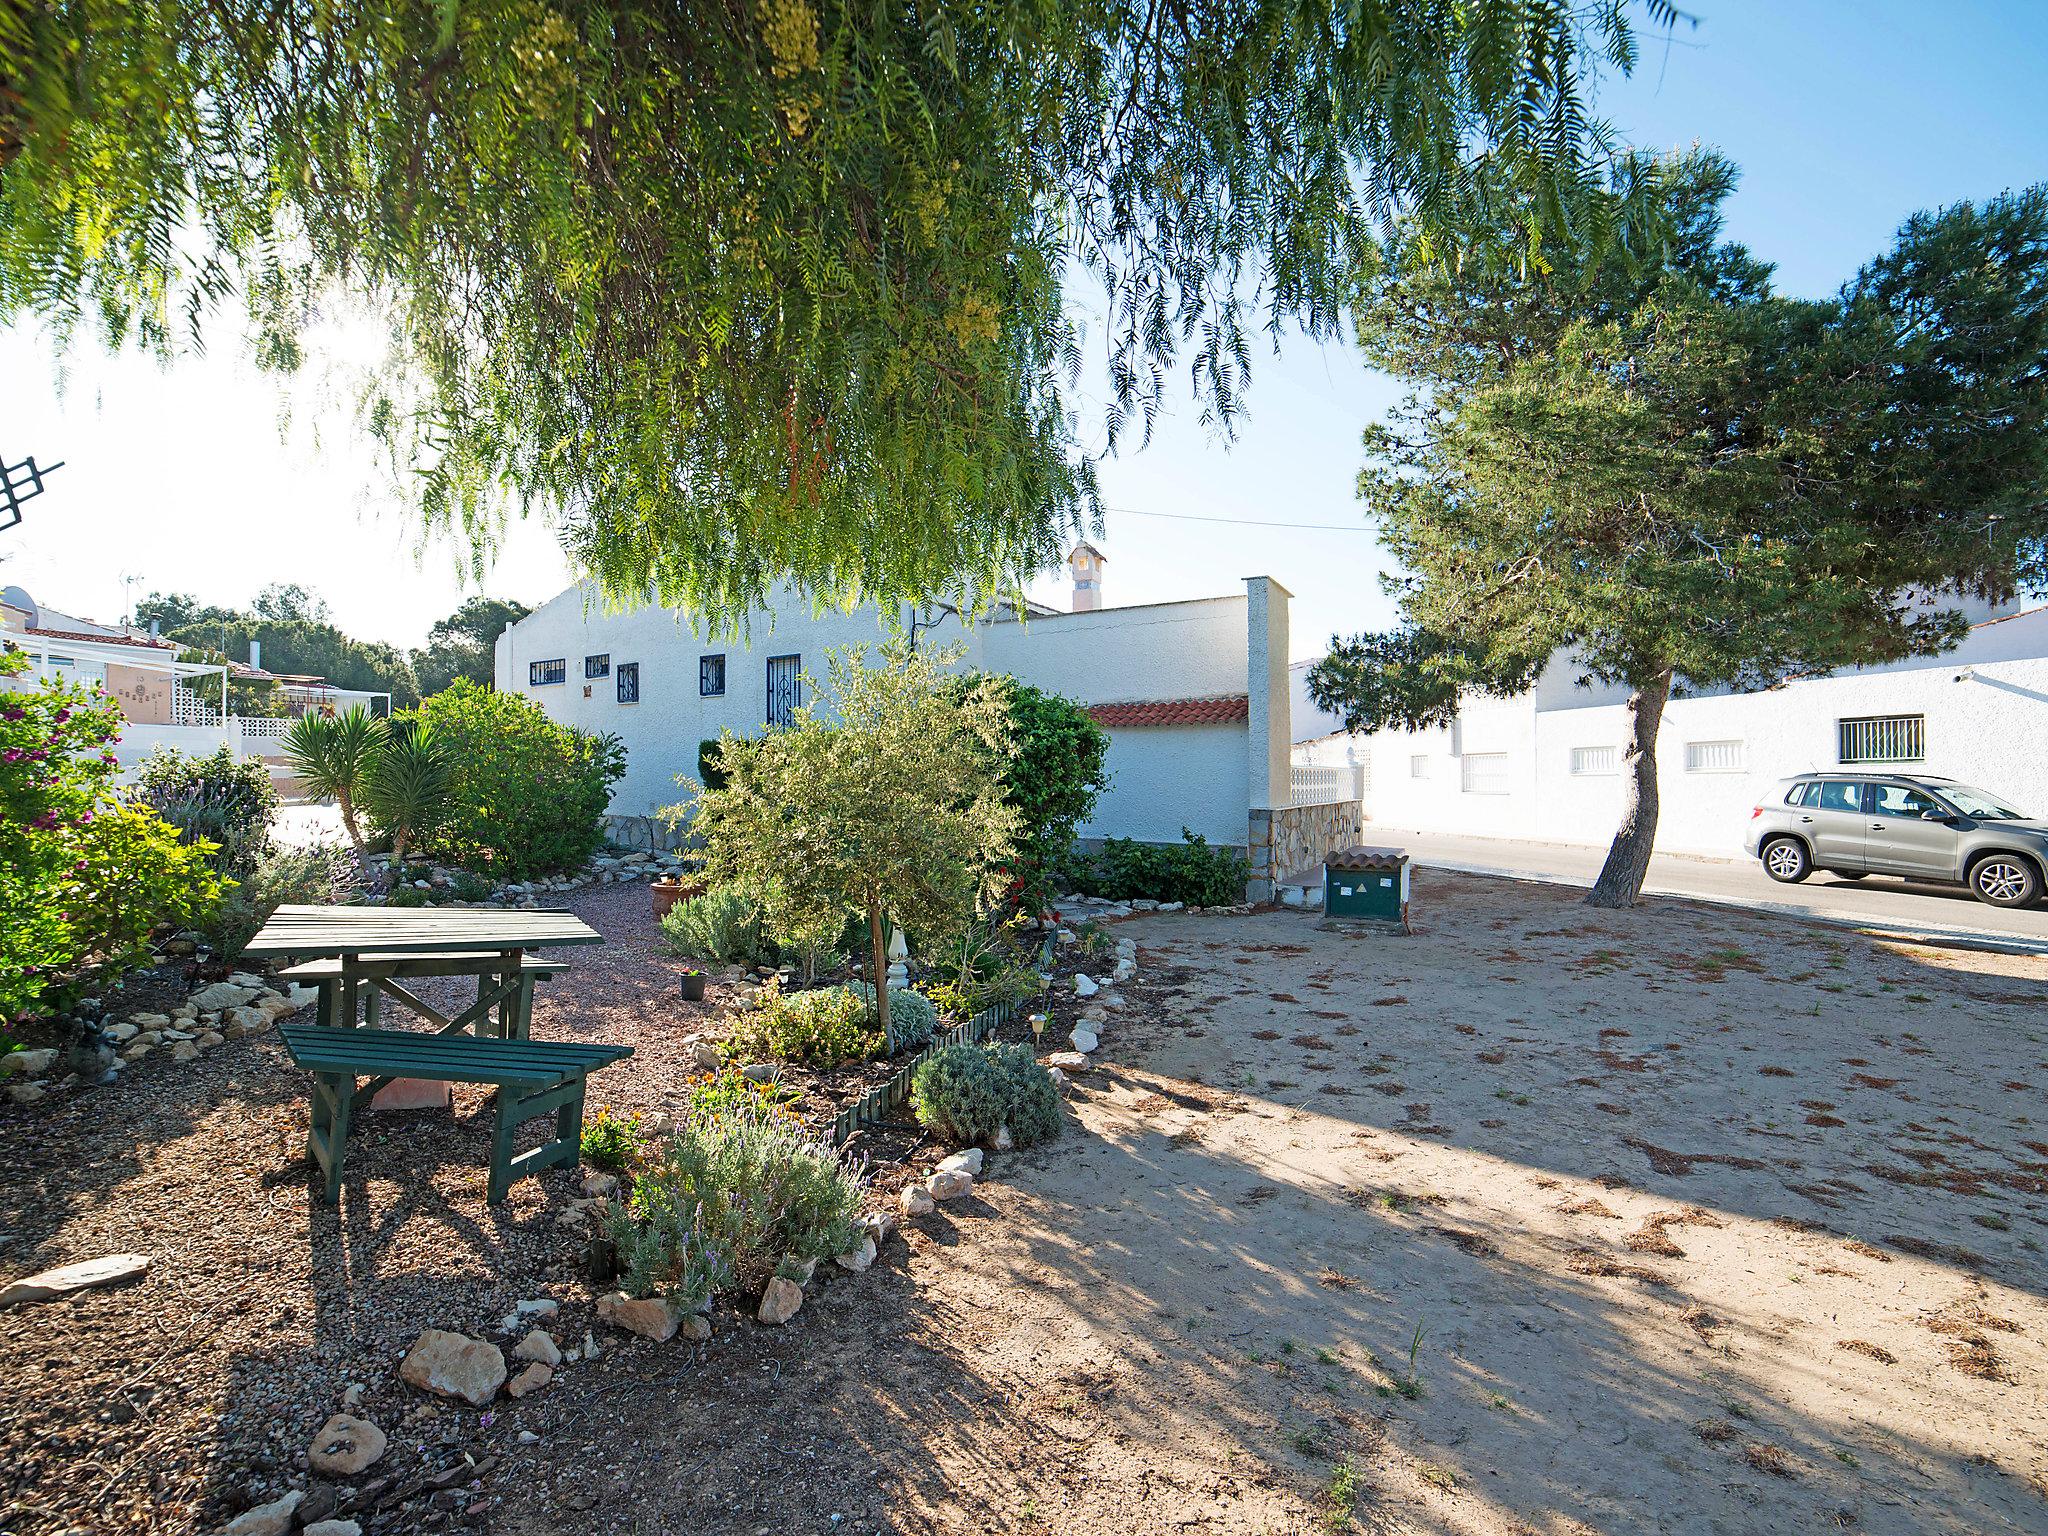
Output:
[
  {"xmin": 1968, "ymin": 853, "xmax": 2042, "ymax": 908},
  {"xmin": 1761, "ymin": 837, "xmax": 1811, "ymax": 884}
]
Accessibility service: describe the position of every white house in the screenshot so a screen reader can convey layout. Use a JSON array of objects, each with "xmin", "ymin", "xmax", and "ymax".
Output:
[
  {"xmin": 1296, "ymin": 596, "xmax": 2048, "ymax": 859},
  {"xmin": 0, "ymin": 585, "xmax": 388, "ymax": 784},
  {"xmin": 495, "ymin": 548, "xmax": 1365, "ymax": 898}
]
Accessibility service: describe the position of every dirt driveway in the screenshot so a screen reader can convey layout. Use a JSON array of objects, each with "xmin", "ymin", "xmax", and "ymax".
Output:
[{"xmin": 5, "ymin": 874, "xmax": 2044, "ymax": 1535}]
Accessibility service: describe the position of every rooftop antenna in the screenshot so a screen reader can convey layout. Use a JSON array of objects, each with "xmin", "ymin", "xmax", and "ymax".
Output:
[{"xmin": 1, "ymin": 451, "xmax": 64, "ymax": 534}]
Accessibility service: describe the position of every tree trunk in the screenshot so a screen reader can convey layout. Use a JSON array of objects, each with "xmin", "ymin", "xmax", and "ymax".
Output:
[
  {"xmin": 337, "ymin": 793, "xmax": 370, "ymax": 873},
  {"xmin": 1586, "ymin": 667, "xmax": 1674, "ymax": 910},
  {"xmin": 867, "ymin": 901, "xmax": 893, "ymax": 1046}
]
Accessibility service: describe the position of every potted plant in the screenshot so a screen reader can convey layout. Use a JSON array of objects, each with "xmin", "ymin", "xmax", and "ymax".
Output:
[
  {"xmin": 679, "ymin": 968, "xmax": 708, "ymax": 1002},
  {"xmin": 651, "ymin": 869, "xmax": 710, "ymax": 919}
]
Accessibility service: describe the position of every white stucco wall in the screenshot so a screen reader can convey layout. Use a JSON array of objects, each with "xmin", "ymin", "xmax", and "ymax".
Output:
[
  {"xmin": 1343, "ymin": 608, "xmax": 2048, "ymax": 857},
  {"xmin": 495, "ymin": 582, "xmax": 1273, "ymax": 847}
]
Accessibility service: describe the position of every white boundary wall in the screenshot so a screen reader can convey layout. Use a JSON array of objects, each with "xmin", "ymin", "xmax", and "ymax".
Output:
[{"xmin": 1332, "ymin": 606, "xmax": 2048, "ymax": 858}]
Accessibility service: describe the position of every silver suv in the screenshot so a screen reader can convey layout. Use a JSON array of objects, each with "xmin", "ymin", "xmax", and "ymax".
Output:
[{"xmin": 1747, "ymin": 774, "xmax": 2048, "ymax": 907}]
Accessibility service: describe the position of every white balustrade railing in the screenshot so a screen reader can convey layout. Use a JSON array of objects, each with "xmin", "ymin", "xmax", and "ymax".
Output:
[{"xmin": 1289, "ymin": 761, "xmax": 1364, "ymax": 807}]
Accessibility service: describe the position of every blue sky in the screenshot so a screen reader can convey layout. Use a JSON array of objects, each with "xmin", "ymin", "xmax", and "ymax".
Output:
[{"xmin": 3, "ymin": 0, "xmax": 2044, "ymax": 656}]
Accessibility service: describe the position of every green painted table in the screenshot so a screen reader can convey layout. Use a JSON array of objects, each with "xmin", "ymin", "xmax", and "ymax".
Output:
[{"xmin": 244, "ymin": 904, "xmax": 604, "ymax": 1045}]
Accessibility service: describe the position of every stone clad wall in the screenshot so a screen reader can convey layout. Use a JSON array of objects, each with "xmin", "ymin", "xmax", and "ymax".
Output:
[{"xmin": 1246, "ymin": 799, "xmax": 1364, "ymax": 902}]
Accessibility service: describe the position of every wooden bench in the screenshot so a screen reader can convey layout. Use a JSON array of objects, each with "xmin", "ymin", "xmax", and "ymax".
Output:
[
  {"xmin": 278, "ymin": 1022, "xmax": 632, "ymax": 1205},
  {"xmin": 278, "ymin": 951, "xmax": 570, "ymax": 1040}
]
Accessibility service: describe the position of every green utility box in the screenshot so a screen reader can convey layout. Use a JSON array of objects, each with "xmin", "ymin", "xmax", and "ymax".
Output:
[{"xmin": 1324, "ymin": 846, "xmax": 1410, "ymax": 924}]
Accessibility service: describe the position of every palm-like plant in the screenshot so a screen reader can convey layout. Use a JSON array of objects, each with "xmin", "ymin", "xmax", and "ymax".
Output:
[
  {"xmin": 281, "ymin": 706, "xmax": 387, "ymax": 870},
  {"xmin": 361, "ymin": 717, "xmax": 451, "ymax": 864}
]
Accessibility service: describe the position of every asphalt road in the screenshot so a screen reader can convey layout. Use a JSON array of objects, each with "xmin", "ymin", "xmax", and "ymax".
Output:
[{"xmin": 1375, "ymin": 826, "xmax": 2048, "ymax": 954}]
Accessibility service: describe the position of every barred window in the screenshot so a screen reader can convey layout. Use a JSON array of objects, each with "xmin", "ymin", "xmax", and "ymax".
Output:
[
  {"xmin": 1570, "ymin": 745, "xmax": 1618, "ymax": 776},
  {"xmin": 1408, "ymin": 754, "xmax": 1428, "ymax": 779},
  {"xmin": 617, "ymin": 662, "xmax": 640, "ymax": 704},
  {"xmin": 529, "ymin": 658, "xmax": 566, "ymax": 687},
  {"xmin": 1684, "ymin": 740, "xmax": 1744, "ymax": 773},
  {"xmin": 1838, "ymin": 714, "xmax": 1924, "ymax": 764},
  {"xmin": 1460, "ymin": 752, "xmax": 1509, "ymax": 795},
  {"xmin": 699, "ymin": 654, "xmax": 726, "ymax": 696},
  {"xmin": 585, "ymin": 654, "xmax": 610, "ymax": 679}
]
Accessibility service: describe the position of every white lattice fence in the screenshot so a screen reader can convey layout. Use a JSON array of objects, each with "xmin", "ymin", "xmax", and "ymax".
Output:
[
  {"xmin": 170, "ymin": 685, "xmax": 221, "ymax": 727},
  {"xmin": 1289, "ymin": 762, "xmax": 1364, "ymax": 807}
]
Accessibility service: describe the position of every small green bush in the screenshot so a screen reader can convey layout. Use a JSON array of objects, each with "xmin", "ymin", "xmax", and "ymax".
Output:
[
  {"xmin": 846, "ymin": 982, "xmax": 939, "ymax": 1052},
  {"xmin": 606, "ymin": 1097, "xmax": 866, "ymax": 1301},
  {"xmin": 986, "ymin": 1041, "xmax": 1063, "ymax": 1146},
  {"xmin": 383, "ymin": 884, "xmax": 432, "ymax": 908},
  {"xmin": 726, "ymin": 983, "xmax": 883, "ymax": 1067},
  {"xmin": 448, "ymin": 869, "xmax": 494, "ymax": 902},
  {"xmin": 911, "ymin": 1041, "xmax": 1062, "ymax": 1148},
  {"xmin": 580, "ymin": 1106, "xmax": 644, "ymax": 1172},
  {"xmin": 1061, "ymin": 828, "xmax": 1248, "ymax": 907},
  {"xmin": 410, "ymin": 680, "xmax": 625, "ymax": 878},
  {"xmin": 659, "ymin": 882, "xmax": 776, "ymax": 968}
]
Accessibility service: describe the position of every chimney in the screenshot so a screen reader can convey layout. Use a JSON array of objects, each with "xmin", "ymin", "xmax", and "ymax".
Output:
[
  {"xmin": 248, "ymin": 639, "xmax": 262, "ymax": 671},
  {"xmin": 1068, "ymin": 542, "xmax": 1106, "ymax": 612}
]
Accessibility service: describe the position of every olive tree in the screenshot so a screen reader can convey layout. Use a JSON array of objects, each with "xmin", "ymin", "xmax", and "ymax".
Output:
[{"xmin": 690, "ymin": 643, "xmax": 1018, "ymax": 1042}]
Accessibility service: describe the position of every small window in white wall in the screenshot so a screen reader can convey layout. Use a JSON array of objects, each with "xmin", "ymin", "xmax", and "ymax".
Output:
[
  {"xmin": 1461, "ymin": 753, "xmax": 1509, "ymax": 795},
  {"xmin": 1685, "ymin": 739, "xmax": 1744, "ymax": 773},
  {"xmin": 1570, "ymin": 745, "xmax": 1618, "ymax": 776},
  {"xmin": 1838, "ymin": 714, "xmax": 1924, "ymax": 764},
  {"xmin": 1409, "ymin": 754, "xmax": 1429, "ymax": 779}
]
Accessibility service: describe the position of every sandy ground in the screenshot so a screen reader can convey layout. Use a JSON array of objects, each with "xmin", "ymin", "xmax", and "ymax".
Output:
[{"xmin": 4, "ymin": 874, "xmax": 2045, "ymax": 1535}]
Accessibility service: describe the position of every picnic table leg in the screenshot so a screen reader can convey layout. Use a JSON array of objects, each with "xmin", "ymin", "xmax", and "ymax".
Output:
[
  {"xmin": 309, "ymin": 1072, "xmax": 351, "ymax": 1205},
  {"xmin": 488, "ymin": 1089, "xmax": 520, "ymax": 1203},
  {"xmin": 316, "ymin": 978, "xmax": 341, "ymax": 1031},
  {"xmin": 365, "ymin": 984, "xmax": 382, "ymax": 1028},
  {"xmin": 556, "ymin": 1079, "xmax": 587, "ymax": 1162}
]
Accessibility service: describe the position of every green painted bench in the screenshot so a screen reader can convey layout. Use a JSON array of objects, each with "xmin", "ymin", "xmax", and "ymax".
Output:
[{"xmin": 277, "ymin": 1022, "xmax": 632, "ymax": 1205}]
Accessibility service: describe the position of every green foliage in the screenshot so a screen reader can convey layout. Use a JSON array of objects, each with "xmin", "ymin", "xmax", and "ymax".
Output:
[
  {"xmin": 846, "ymin": 982, "xmax": 939, "ymax": 1051},
  {"xmin": 1311, "ymin": 163, "xmax": 2048, "ymax": 904},
  {"xmin": 726, "ymin": 983, "xmax": 883, "ymax": 1067},
  {"xmin": 686, "ymin": 1065, "xmax": 797, "ymax": 1123},
  {"xmin": 922, "ymin": 917, "xmax": 1042, "ymax": 1016},
  {"xmin": 607, "ymin": 1097, "xmax": 866, "ymax": 1300},
  {"xmin": 167, "ymin": 617, "xmax": 419, "ymax": 706},
  {"xmin": 2, "ymin": 1, "xmax": 1647, "ymax": 629},
  {"xmin": 174, "ymin": 647, "xmax": 284, "ymax": 717},
  {"xmin": 134, "ymin": 744, "xmax": 279, "ymax": 876},
  {"xmin": 659, "ymin": 883, "xmax": 777, "ymax": 970},
  {"xmin": 1063, "ymin": 830, "xmax": 1248, "ymax": 908},
  {"xmin": 281, "ymin": 706, "xmax": 386, "ymax": 866},
  {"xmin": 361, "ymin": 716, "xmax": 453, "ymax": 862},
  {"xmin": 447, "ymin": 870, "xmax": 494, "ymax": 903},
  {"xmin": 688, "ymin": 643, "xmax": 1018, "ymax": 1047},
  {"xmin": 697, "ymin": 738, "xmax": 734, "ymax": 793},
  {"xmin": 960, "ymin": 675, "xmax": 1110, "ymax": 912},
  {"xmin": 911, "ymin": 1041, "xmax": 1061, "ymax": 1148},
  {"xmin": 209, "ymin": 842, "xmax": 359, "ymax": 956},
  {"xmin": 580, "ymin": 1106, "xmax": 645, "ymax": 1173},
  {"xmin": 410, "ymin": 596, "xmax": 532, "ymax": 696},
  {"xmin": 1, "ymin": 653, "xmax": 225, "ymax": 1017},
  {"xmin": 410, "ymin": 681, "xmax": 625, "ymax": 878},
  {"xmin": 382, "ymin": 885, "xmax": 432, "ymax": 908}
]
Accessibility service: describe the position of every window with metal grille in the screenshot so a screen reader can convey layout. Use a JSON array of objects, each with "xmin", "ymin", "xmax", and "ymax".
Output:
[
  {"xmin": 1837, "ymin": 714, "xmax": 1924, "ymax": 764},
  {"xmin": 585, "ymin": 654, "xmax": 610, "ymax": 679},
  {"xmin": 1570, "ymin": 745, "xmax": 1618, "ymax": 776},
  {"xmin": 699, "ymin": 654, "xmax": 726, "ymax": 696},
  {"xmin": 616, "ymin": 662, "xmax": 639, "ymax": 704},
  {"xmin": 529, "ymin": 658, "xmax": 566, "ymax": 687},
  {"xmin": 1461, "ymin": 752, "xmax": 1509, "ymax": 794},
  {"xmin": 1409, "ymin": 754, "xmax": 1428, "ymax": 779},
  {"xmin": 766, "ymin": 654, "xmax": 802, "ymax": 727},
  {"xmin": 1684, "ymin": 739, "xmax": 1744, "ymax": 773}
]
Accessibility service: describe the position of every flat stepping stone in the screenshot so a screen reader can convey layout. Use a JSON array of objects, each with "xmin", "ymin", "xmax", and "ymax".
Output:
[{"xmin": 0, "ymin": 1253, "xmax": 150, "ymax": 1308}]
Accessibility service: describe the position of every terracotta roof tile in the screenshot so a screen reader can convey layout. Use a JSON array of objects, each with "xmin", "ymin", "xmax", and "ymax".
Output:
[
  {"xmin": 20, "ymin": 626, "xmax": 175, "ymax": 650},
  {"xmin": 1086, "ymin": 694, "xmax": 1249, "ymax": 728}
]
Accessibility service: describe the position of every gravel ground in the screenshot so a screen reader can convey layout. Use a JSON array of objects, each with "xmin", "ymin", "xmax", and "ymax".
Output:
[{"xmin": 5, "ymin": 873, "xmax": 2042, "ymax": 1535}]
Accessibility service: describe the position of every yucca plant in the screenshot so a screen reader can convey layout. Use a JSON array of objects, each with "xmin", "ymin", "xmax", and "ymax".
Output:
[
  {"xmin": 361, "ymin": 716, "xmax": 451, "ymax": 864},
  {"xmin": 281, "ymin": 706, "xmax": 388, "ymax": 871}
]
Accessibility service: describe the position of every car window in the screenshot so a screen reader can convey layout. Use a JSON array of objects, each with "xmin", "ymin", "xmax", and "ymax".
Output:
[
  {"xmin": 1786, "ymin": 782, "xmax": 1817, "ymax": 807},
  {"xmin": 1814, "ymin": 780, "xmax": 1865, "ymax": 814},
  {"xmin": 1873, "ymin": 784, "xmax": 1943, "ymax": 819},
  {"xmin": 1942, "ymin": 783, "xmax": 2027, "ymax": 819}
]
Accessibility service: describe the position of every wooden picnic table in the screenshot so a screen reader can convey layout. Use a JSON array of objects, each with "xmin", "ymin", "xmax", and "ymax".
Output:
[{"xmin": 243, "ymin": 904, "xmax": 603, "ymax": 1043}]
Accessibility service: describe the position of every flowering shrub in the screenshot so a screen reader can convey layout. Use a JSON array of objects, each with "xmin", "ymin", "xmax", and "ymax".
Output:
[
  {"xmin": 580, "ymin": 1106, "xmax": 645, "ymax": 1172},
  {"xmin": 1, "ymin": 652, "xmax": 226, "ymax": 1019},
  {"xmin": 133, "ymin": 743, "xmax": 278, "ymax": 875},
  {"xmin": 685, "ymin": 1067, "xmax": 797, "ymax": 1123}
]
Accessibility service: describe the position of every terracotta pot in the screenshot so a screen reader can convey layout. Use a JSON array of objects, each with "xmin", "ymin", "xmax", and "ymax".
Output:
[{"xmin": 652, "ymin": 877, "xmax": 709, "ymax": 920}]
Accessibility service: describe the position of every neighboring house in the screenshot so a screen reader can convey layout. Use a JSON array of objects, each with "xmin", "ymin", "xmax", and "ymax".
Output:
[
  {"xmin": 496, "ymin": 547, "xmax": 1360, "ymax": 898},
  {"xmin": 1, "ymin": 585, "xmax": 388, "ymax": 784},
  {"xmin": 1296, "ymin": 596, "xmax": 2048, "ymax": 859}
]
